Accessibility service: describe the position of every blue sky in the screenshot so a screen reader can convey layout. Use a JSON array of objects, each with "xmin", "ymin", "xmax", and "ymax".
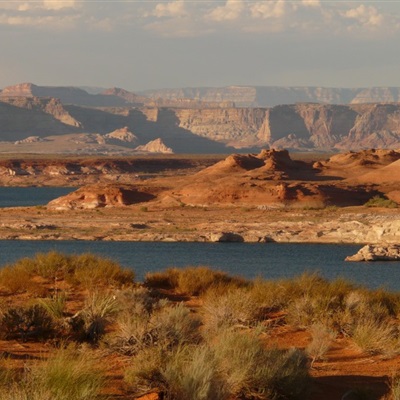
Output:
[{"xmin": 1, "ymin": 1, "xmax": 400, "ymax": 91}]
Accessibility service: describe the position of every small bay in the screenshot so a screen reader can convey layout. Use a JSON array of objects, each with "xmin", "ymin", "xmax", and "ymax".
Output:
[
  {"xmin": 0, "ymin": 187, "xmax": 75, "ymax": 207},
  {"xmin": 0, "ymin": 240, "xmax": 399, "ymax": 291}
]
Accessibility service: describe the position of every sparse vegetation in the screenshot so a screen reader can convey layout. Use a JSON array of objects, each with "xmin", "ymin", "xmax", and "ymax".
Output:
[
  {"xmin": 0, "ymin": 252, "xmax": 135, "ymax": 295},
  {"xmin": 0, "ymin": 346, "xmax": 106, "ymax": 400},
  {"xmin": 145, "ymin": 266, "xmax": 247, "ymax": 295},
  {"xmin": 365, "ymin": 195, "xmax": 398, "ymax": 208},
  {"xmin": 0, "ymin": 304, "xmax": 54, "ymax": 341},
  {"xmin": 306, "ymin": 323, "xmax": 336, "ymax": 366},
  {"xmin": 1, "ymin": 253, "xmax": 400, "ymax": 399}
]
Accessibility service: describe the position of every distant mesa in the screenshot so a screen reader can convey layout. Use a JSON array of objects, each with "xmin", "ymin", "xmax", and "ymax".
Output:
[
  {"xmin": 0, "ymin": 82, "xmax": 37, "ymax": 97},
  {"xmin": 2, "ymin": 82, "xmax": 400, "ymax": 153},
  {"xmin": 100, "ymin": 87, "xmax": 148, "ymax": 106},
  {"xmin": 0, "ymin": 82, "xmax": 146, "ymax": 107},
  {"xmin": 47, "ymin": 184, "xmax": 156, "ymax": 210},
  {"xmin": 140, "ymin": 85, "xmax": 400, "ymax": 108},
  {"xmin": 135, "ymin": 138, "xmax": 174, "ymax": 154}
]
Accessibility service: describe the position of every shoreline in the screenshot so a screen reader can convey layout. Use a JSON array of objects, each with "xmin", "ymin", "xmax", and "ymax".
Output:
[{"xmin": 0, "ymin": 205, "xmax": 398, "ymax": 244}]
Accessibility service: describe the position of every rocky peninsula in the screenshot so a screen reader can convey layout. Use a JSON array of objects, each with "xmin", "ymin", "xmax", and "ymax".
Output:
[{"xmin": 0, "ymin": 149, "xmax": 399, "ymax": 244}]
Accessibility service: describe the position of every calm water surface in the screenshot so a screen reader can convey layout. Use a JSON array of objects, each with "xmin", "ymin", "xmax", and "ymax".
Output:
[
  {"xmin": 0, "ymin": 187, "xmax": 75, "ymax": 207},
  {"xmin": 1, "ymin": 241, "xmax": 399, "ymax": 291},
  {"xmin": 1, "ymin": 187, "xmax": 399, "ymax": 291}
]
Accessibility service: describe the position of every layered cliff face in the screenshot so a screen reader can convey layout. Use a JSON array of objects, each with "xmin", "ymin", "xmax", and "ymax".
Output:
[
  {"xmin": 174, "ymin": 108, "xmax": 266, "ymax": 147},
  {"xmin": 0, "ymin": 83, "xmax": 139, "ymax": 107},
  {"xmin": 0, "ymin": 97, "xmax": 82, "ymax": 141},
  {"xmin": 1, "ymin": 97, "xmax": 400, "ymax": 152},
  {"xmin": 141, "ymin": 86, "xmax": 400, "ymax": 107},
  {"xmin": 170, "ymin": 103, "xmax": 400, "ymax": 150}
]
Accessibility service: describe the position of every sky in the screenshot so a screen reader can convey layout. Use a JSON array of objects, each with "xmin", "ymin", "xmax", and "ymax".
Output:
[{"xmin": 1, "ymin": 0, "xmax": 400, "ymax": 91}]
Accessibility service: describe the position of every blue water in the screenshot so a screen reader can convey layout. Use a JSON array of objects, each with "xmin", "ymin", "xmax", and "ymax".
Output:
[
  {"xmin": 0, "ymin": 241, "xmax": 399, "ymax": 291},
  {"xmin": 0, "ymin": 187, "xmax": 75, "ymax": 207}
]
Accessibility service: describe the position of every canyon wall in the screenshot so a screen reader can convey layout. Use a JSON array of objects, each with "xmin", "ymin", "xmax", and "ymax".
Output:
[
  {"xmin": 1, "ymin": 97, "xmax": 400, "ymax": 152},
  {"xmin": 141, "ymin": 86, "xmax": 400, "ymax": 107}
]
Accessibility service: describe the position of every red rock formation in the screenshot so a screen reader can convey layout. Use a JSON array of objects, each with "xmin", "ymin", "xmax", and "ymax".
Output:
[{"xmin": 47, "ymin": 184, "xmax": 155, "ymax": 209}]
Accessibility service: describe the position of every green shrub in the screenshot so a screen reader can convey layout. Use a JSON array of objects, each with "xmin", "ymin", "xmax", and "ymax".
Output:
[
  {"xmin": 163, "ymin": 345, "xmax": 228, "ymax": 400},
  {"xmin": 153, "ymin": 303, "xmax": 202, "ymax": 348},
  {"xmin": 306, "ymin": 323, "xmax": 336, "ymax": 366},
  {"xmin": 212, "ymin": 330, "xmax": 310, "ymax": 400},
  {"xmin": 0, "ymin": 252, "xmax": 135, "ymax": 294},
  {"xmin": 145, "ymin": 266, "xmax": 247, "ymax": 296},
  {"xmin": 124, "ymin": 346, "xmax": 167, "ymax": 396},
  {"xmin": 246, "ymin": 278, "xmax": 291, "ymax": 314},
  {"xmin": 26, "ymin": 251, "xmax": 71, "ymax": 280},
  {"xmin": 37, "ymin": 293, "xmax": 67, "ymax": 321},
  {"xmin": 68, "ymin": 253, "xmax": 134, "ymax": 289},
  {"xmin": 145, "ymin": 268, "xmax": 180, "ymax": 290},
  {"xmin": 0, "ymin": 305, "xmax": 54, "ymax": 341},
  {"xmin": 125, "ymin": 345, "xmax": 227, "ymax": 400},
  {"xmin": 350, "ymin": 316, "xmax": 397, "ymax": 355},
  {"xmin": 202, "ymin": 287, "xmax": 264, "ymax": 335},
  {"xmin": 365, "ymin": 195, "xmax": 398, "ymax": 208},
  {"xmin": 0, "ymin": 346, "xmax": 106, "ymax": 400},
  {"xmin": 0, "ymin": 263, "xmax": 34, "ymax": 294},
  {"xmin": 284, "ymin": 275, "xmax": 355, "ymax": 331},
  {"xmin": 389, "ymin": 374, "xmax": 400, "ymax": 400},
  {"xmin": 78, "ymin": 292, "xmax": 119, "ymax": 343},
  {"xmin": 108, "ymin": 301, "xmax": 201, "ymax": 355},
  {"xmin": 38, "ymin": 346, "xmax": 105, "ymax": 400},
  {"xmin": 106, "ymin": 310, "xmax": 154, "ymax": 355}
]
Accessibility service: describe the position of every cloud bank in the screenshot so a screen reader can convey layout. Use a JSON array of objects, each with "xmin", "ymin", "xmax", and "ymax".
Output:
[{"xmin": 0, "ymin": 0, "xmax": 396, "ymax": 36}]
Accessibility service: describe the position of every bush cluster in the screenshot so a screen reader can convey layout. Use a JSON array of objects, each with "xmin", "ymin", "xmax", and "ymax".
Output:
[
  {"xmin": 0, "ymin": 251, "xmax": 135, "ymax": 295},
  {"xmin": 364, "ymin": 195, "xmax": 398, "ymax": 208}
]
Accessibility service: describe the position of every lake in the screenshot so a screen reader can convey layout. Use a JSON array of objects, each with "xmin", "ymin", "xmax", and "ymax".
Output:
[
  {"xmin": 0, "ymin": 240, "xmax": 399, "ymax": 291},
  {"xmin": 0, "ymin": 187, "xmax": 75, "ymax": 207}
]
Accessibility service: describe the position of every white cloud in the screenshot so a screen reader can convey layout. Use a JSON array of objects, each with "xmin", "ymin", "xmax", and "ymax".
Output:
[
  {"xmin": 250, "ymin": 0, "xmax": 286, "ymax": 20},
  {"xmin": 152, "ymin": 0, "xmax": 187, "ymax": 18},
  {"xmin": 301, "ymin": 0, "xmax": 320, "ymax": 8},
  {"xmin": 0, "ymin": 13, "xmax": 78, "ymax": 28},
  {"xmin": 207, "ymin": 0, "xmax": 245, "ymax": 22},
  {"xmin": 0, "ymin": 0, "xmax": 76, "ymax": 11},
  {"xmin": 344, "ymin": 5, "xmax": 383, "ymax": 28},
  {"xmin": 42, "ymin": 0, "xmax": 77, "ymax": 10}
]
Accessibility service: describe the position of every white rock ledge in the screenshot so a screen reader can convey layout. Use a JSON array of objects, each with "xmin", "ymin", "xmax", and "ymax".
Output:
[{"xmin": 345, "ymin": 244, "xmax": 400, "ymax": 262}]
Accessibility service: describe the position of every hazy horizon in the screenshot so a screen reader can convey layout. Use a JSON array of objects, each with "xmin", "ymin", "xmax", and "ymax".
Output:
[{"xmin": 1, "ymin": 1, "xmax": 400, "ymax": 92}]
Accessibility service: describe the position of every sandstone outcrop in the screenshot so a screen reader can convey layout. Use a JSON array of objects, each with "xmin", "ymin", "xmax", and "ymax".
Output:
[
  {"xmin": 14, "ymin": 136, "xmax": 47, "ymax": 145},
  {"xmin": 135, "ymin": 138, "xmax": 173, "ymax": 154},
  {"xmin": 315, "ymin": 149, "xmax": 400, "ymax": 178},
  {"xmin": 345, "ymin": 244, "xmax": 400, "ymax": 262},
  {"xmin": 103, "ymin": 127, "xmax": 138, "ymax": 146},
  {"xmin": 167, "ymin": 150, "xmax": 375, "ymax": 207},
  {"xmin": 210, "ymin": 232, "xmax": 244, "ymax": 242},
  {"xmin": 47, "ymin": 184, "xmax": 155, "ymax": 209}
]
